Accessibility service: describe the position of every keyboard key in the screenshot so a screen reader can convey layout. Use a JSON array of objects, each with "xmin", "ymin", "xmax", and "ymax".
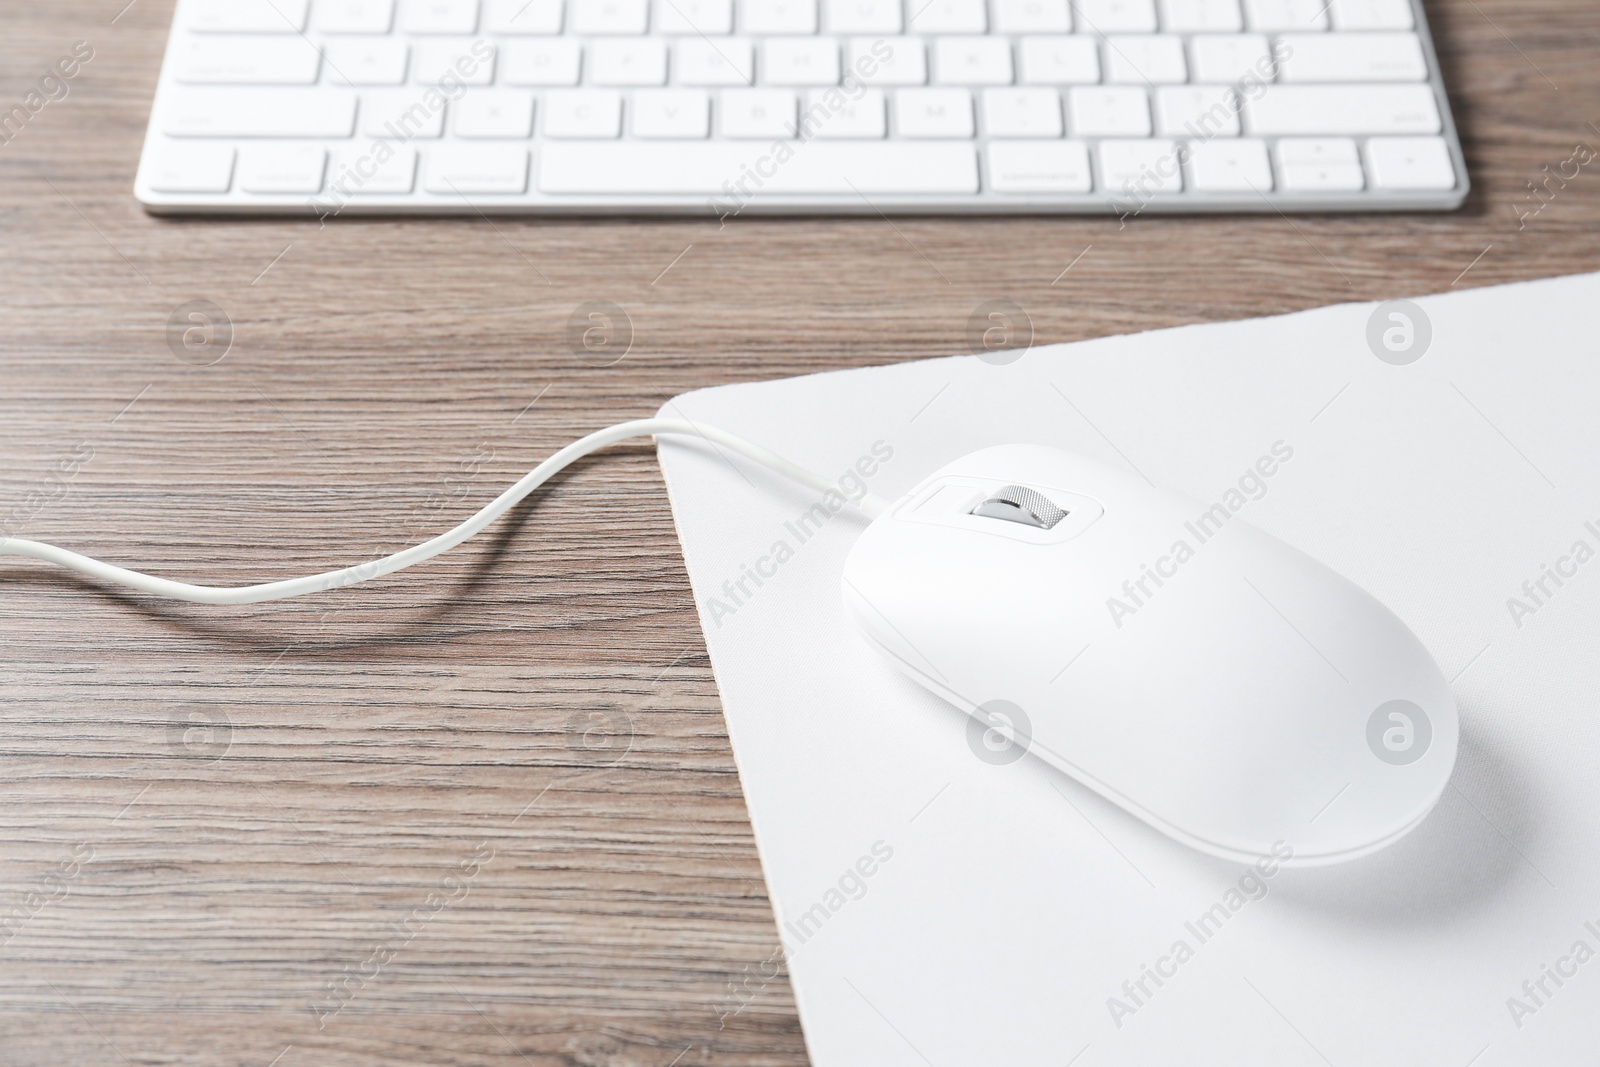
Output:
[
  {"xmin": 676, "ymin": 38, "xmax": 756, "ymax": 85},
  {"xmin": 454, "ymin": 88, "xmax": 537, "ymax": 135},
  {"xmin": 1105, "ymin": 34, "xmax": 1186, "ymax": 83},
  {"xmin": 986, "ymin": 139, "xmax": 1090, "ymax": 192},
  {"xmin": 502, "ymin": 39, "xmax": 582, "ymax": 84},
  {"xmin": 538, "ymin": 141, "xmax": 978, "ymax": 193},
  {"xmin": 165, "ymin": 88, "xmax": 358, "ymax": 137},
  {"xmin": 908, "ymin": 0, "xmax": 987, "ymax": 32},
  {"xmin": 591, "ymin": 39, "xmax": 669, "ymax": 84},
  {"xmin": 315, "ymin": 0, "xmax": 397, "ymax": 32},
  {"xmin": 1073, "ymin": 0, "xmax": 1156, "ymax": 32},
  {"xmin": 1329, "ymin": 0, "xmax": 1412, "ymax": 30},
  {"xmin": 933, "ymin": 37, "xmax": 1013, "ymax": 85},
  {"xmin": 175, "ymin": 35, "xmax": 323, "ymax": 84},
  {"xmin": 741, "ymin": 0, "xmax": 819, "ymax": 33},
  {"xmin": 854, "ymin": 38, "xmax": 926, "ymax": 85},
  {"xmin": 325, "ymin": 39, "xmax": 411, "ymax": 84},
  {"xmin": 188, "ymin": 0, "xmax": 310, "ymax": 32},
  {"xmin": 1186, "ymin": 137, "xmax": 1269, "ymax": 190},
  {"xmin": 240, "ymin": 144, "xmax": 328, "ymax": 192},
  {"xmin": 802, "ymin": 88, "xmax": 886, "ymax": 137},
  {"xmin": 1018, "ymin": 36, "xmax": 1098, "ymax": 83},
  {"xmin": 981, "ymin": 88, "xmax": 1062, "ymax": 138},
  {"xmin": 571, "ymin": 0, "xmax": 650, "ymax": 31},
  {"xmin": 1245, "ymin": 84, "xmax": 1439, "ymax": 134},
  {"xmin": 1277, "ymin": 33, "xmax": 1427, "ymax": 82},
  {"xmin": 1279, "ymin": 160, "xmax": 1363, "ymax": 190},
  {"xmin": 763, "ymin": 39, "xmax": 840, "ymax": 85},
  {"xmin": 995, "ymin": 0, "xmax": 1070, "ymax": 32},
  {"xmin": 1098, "ymin": 138, "xmax": 1183, "ymax": 195},
  {"xmin": 1155, "ymin": 85, "xmax": 1238, "ymax": 136},
  {"xmin": 825, "ymin": 0, "xmax": 902, "ymax": 34},
  {"xmin": 1242, "ymin": 0, "xmax": 1324, "ymax": 30},
  {"xmin": 1067, "ymin": 85, "xmax": 1149, "ymax": 135},
  {"xmin": 1275, "ymin": 136, "xmax": 1357, "ymax": 164},
  {"xmin": 895, "ymin": 87, "xmax": 974, "ymax": 137},
  {"xmin": 720, "ymin": 88, "xmax": 798, "ymax": 136},
  {"xmin": 145, "ymin": 142, "xmax": 235, "ymax": 192},
  {"xmin": 1158, "ymin": 0, "xmax": 1239, "ymax": 31},
  {"xmin": 544, "ymin": 89, "xmax": 624, "ymax": 136},
  {"xmin": 484, "ymin": 0, "xmax": 566, "ymax": 30},
  {"xmin": 413, "ymin": 39, "xmax": 496, "ymax": 83},
  {"xmin": 656, "ymin": 0, "xmax": 735, "ymax": 32},
  {"xmin": 1188, "ymin": 33, "xmax": 1272, "ymax": 82},
  {"xmin": 1365, "ymin": 135, "xmax": 1455, "ymax": 189},
  {"xmin": 400, "ymin": 0, "xmax": 481, "ymax": 32},
  {"xmin": 424, "ymin": 144, "xmax": 529, "ymax": 193},
  {"xmin": 362, "ymin": 89, "xmax": 448, "ymax": 136},
  {"xmin": 800, "ymin": 87, "xmax": 889, "ymax": 136},
  {"xmin": 333, "ymin": 145, "xmax": 419, "ymax": 192},
  {"xmin": 633, "ymin": 88, "xmax": 712, "ymax": 135}
]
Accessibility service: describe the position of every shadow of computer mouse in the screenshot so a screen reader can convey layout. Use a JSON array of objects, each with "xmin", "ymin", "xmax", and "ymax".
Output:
[{"xmin": 841, "ymin": 444, "xmax": 1458, "ymax": 866}]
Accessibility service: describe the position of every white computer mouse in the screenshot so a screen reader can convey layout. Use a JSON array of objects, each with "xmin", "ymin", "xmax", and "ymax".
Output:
[{"xmin": 841, "ymin": 444, "xmax": 1458, "ymax": 866}]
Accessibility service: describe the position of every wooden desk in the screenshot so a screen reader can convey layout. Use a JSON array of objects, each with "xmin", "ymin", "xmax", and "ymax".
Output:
[{"xmin": 2, "ymin": 2, "xmax": 1597, "ymax": 1063}]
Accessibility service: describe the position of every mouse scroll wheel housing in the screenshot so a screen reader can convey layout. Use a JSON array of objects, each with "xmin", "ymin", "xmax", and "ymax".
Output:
[{"xmin": 971, "ymin": 485, "xmax": 1069, "ymax": 530}]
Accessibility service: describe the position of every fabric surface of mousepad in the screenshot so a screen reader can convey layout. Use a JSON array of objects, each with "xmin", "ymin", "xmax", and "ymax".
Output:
[{"xmin": 655, "ymin": 272, "xmax": 1600, "ymax": 1066}]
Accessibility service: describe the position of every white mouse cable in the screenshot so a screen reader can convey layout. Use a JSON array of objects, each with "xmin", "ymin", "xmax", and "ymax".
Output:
[{"xmin": 0, "ymin": 418, "xmax": 891, "ymax": 606}]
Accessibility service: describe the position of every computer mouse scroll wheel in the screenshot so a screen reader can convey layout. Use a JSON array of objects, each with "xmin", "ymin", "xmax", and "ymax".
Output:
[{"xmin": 971, "ymin": 486, "xmax": 1069, "ymax": 529}]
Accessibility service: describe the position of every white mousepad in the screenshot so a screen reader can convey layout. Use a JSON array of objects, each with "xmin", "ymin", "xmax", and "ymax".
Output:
[{"xmin": 656, "ymin": 272, "xmax": 1600, "ymax": 1066}]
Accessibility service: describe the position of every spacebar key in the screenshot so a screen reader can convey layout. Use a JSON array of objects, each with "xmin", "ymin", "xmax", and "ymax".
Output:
[{"xmin": 539, "ymin": 142, "xmax": 979, "ymax": 196}]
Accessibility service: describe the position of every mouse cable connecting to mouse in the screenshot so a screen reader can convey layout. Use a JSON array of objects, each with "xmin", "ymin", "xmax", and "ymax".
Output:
[{"xmin": 0, "ymin": 418, "xmax": 892, "ymax": 606}]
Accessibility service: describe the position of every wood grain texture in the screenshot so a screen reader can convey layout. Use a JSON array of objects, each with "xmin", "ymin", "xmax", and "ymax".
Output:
[{"xmin": 2, "ymin": 1, "xmax": 1599, "ymax": 1063}]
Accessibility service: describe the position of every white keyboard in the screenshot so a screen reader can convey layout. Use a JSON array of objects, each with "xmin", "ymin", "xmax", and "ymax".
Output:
[{"xmin": 134, "ymin": 0, "xmax": 1468, "ymax": 215}]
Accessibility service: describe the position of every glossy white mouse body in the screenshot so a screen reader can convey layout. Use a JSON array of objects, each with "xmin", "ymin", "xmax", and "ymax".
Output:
[{"xmin": 841, "ymin": 444, "xmax": 1458, "ymax": 866}]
